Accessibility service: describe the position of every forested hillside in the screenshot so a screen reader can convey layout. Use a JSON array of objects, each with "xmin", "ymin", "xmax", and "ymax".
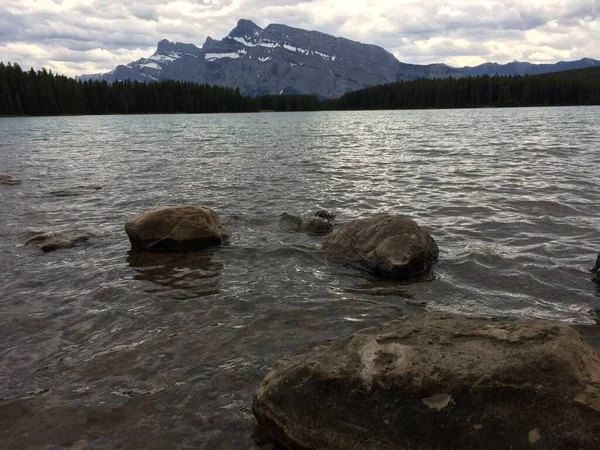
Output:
[
  {"xmin": 0, "ymin": 62, "xmax": 258, "ymax": 116},
  {"xmin": 1, "ymin": 61, "xmax": 600, "ymax": 116},
  {"xmin": 330, "ymin": 67, "xmax": 600, "ymax": 110}
]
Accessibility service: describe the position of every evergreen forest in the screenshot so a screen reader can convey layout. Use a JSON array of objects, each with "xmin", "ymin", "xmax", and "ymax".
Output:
[
  {"xmin": 0, "ymin": 62, "xmax": 257, "ymax": 116},
  {"xmin": 331, "ymin": 67, "xmax": 600, "ymax": 110},
  {"xmin": 1, "ymin": 61, "xmax": 600, "ymax": 117}
]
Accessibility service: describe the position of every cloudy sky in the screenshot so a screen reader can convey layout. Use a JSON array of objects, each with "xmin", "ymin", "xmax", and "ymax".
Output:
[{"xmin": 0, "ymin": 0, "xmax": 598, "ymax": 76}]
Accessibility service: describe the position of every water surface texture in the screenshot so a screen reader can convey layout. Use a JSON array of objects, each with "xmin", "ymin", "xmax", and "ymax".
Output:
[{"xmin": 1, "ymin": 108, "xmax": 600, "ymax": 449}]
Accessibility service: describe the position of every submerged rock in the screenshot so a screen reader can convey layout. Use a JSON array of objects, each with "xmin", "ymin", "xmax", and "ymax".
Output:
[
  {"xmin": 125, "ymin": 205, "xmax": 230, "ymax": 251},
  {"xmin": 49, "ymin": 185, "xmax": 102, "ymax": 197},
  {"xmin": 279, "ymin": 210, "xmax": 335, "ymax": 235},
  {"xmin": 0, "ymin": 174, "xmax": 21, "ymax": 185},
  {"xmin": 26, "ymin": 231, "xmax": 91, "ymax": 252},
  {"xmin": 253, "ymin": 312, "xmax": 600, "ymax": 450},
  {"xmin": 323, "ymin": 214, "xmax": 438, "ymax": 278}
]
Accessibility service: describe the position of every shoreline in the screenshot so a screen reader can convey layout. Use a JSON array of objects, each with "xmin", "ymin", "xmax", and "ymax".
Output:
[{"xmin": 1, "ymin": 103, "xmax": 599, "ymax": 119}]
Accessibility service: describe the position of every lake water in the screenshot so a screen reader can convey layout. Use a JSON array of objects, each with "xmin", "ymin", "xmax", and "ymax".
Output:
[{"xmin": 1, "ymin": 107, "xmax": 600, "ymax": 449}]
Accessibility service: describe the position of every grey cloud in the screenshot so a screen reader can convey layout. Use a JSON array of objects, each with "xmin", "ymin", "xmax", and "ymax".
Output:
[{"xmin": 0, "ymin": 0, "xmax": 598, "ymax": 76}]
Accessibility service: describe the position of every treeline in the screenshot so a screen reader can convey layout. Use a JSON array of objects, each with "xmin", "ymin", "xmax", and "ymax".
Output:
[
  {"xmin": 0, "ymin": 62, "xmax": 258, "ymax": 116},
  {"xmin": 2, "ymin": 61, "xmax": 600, "ymax": 117},
  {"xmin": 331, "ymin": 67, "xmax": 600, "ymax": 110},
  {"xmin": 256, "ymin": 94, "xmax": 321, "ymax": 111}
]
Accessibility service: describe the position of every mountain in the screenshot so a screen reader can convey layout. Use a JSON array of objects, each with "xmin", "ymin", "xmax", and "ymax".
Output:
[
  {"xmin": 78, "ymin": 19, "xmax": 461, "ymax": 98},
  {"xmin": 79, "ymin": 19, "xmax": 600, "ymax": 98},
  {"xmin": 455, "ymin": 58, "xmax": 600, "ymax": 77},
  {"xmin": 78, "ymin": 39, "xmax": 203, "ymax": 83}
]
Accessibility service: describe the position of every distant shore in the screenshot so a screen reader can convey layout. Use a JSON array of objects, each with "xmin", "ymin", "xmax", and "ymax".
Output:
[{"xmin": 1, "ymin": 62, "xmax": 599, "ymax": 117}]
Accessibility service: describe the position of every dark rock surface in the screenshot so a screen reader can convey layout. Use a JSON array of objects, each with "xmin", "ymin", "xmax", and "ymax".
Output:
[
  {"xmin": 0, "ymin": 174, "xmax": 21, "ymax": 185},
  {"xmin": 253, "ymin": 312, "xmax": 600, "ymax": 450},
  {"xmin": 25, "ymin": 231, "xmax": 91, "ymax": 252},
  {"xmin": 323, "ymin": 214, "xmax": 438, "ymax": 278},
  {"xmin": 125, "ymin": 205, "xmax": 230, "ymax": 251}
]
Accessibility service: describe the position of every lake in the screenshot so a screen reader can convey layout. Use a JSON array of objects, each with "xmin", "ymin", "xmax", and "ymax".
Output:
[{"xmin": 1, "ymin": 107, "xmax": 599, "ymax": 449}]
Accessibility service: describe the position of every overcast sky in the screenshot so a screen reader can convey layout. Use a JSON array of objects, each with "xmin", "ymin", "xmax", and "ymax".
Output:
[{"xmin": 0, "ymin": 0, "xmax": 598, "ymax": 76}]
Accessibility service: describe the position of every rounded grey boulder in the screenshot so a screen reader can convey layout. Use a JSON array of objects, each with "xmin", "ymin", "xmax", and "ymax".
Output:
[
  {"xmin": 323, "ymin": 214, "xmax": 438, "ymax": 278},
  {"xmin": 253, "ymin": 312, "xmax": 600, "ymax": 450},
  {"xmin": 125, "ymin": 205, "xmax": 230, "ymax": 251}
]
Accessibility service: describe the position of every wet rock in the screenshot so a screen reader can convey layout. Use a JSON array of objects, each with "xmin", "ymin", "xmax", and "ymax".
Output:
[
  {"xmin": 25, "ymin": 231, "xmax": 91, "ymax": 252},
  {"xmin": 279, "ymin": 210, "xmax": 335, "ymax": 235},
  {"xmin": 220, "ymin": 439, "xmax": 235, "ymax": 450},
  {"xmin": 70, "ymin": 440, "xmax": 89, "ymax": 450},
  {"xmin": 301, "ymin": 216, "xmax": 333, "ymax": 235},
  {"xmin": 253, "ymin": 312, "xmax": 600, "ymax": 450},
  {"xmin": 323, "ymin": 214, "xmax": 438, "ymax": 278},
  {"xmin": 279, "ymin": 213, "xmax": 303, "ymax": 232},
  {"xmin": 315, "ymin": 210, "xmax": 335, "ymax": 221},
  {"xmin": 0, "ymin": 174, "xmax": 21, "ymax": 185},
  {"xmin": 125, "ymin": 205, "xmax": 230, "ymax": 251}
]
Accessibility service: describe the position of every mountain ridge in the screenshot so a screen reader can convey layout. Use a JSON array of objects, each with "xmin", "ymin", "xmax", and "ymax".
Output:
[{"xmin": 78, "ymin": 19, "xmax": 600, "ymax": 98}]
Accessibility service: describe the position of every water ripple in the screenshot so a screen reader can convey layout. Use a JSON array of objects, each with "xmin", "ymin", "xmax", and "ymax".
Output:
[{"xmin": 1, "ymin": 107, "xmax": 600, "ymax": 448}]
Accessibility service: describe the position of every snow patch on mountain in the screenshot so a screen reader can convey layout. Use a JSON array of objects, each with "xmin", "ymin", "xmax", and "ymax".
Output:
[
  {"xmin": 232, "ymin": 36, "xmax": 257, "ymax": 47},
  {"xmin": 258, "ymin": 41, "xmax": 279, "ymax": 49},
  {"xmin": 205, "ymin": 49, "xmax": 247, "ymax": 61},
  {"xmin": 140, "ymin": 62, "xmax": 161, "ymax": 70}
]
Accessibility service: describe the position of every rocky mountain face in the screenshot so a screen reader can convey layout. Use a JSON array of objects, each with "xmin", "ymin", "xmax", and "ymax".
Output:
[
  {"xmin": 78, "ymin": 19, "xmax": 461, "ymax": 98},
  {"xmin": 79, "ymin": 19, "xmax": 600, "ymax": 98}
]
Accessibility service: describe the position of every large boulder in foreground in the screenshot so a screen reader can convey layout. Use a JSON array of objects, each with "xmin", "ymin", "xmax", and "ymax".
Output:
[
  {"xmin": 253, "ymin": 313, "xmax": 600, "ymax": 450},
  {"xmin": 125, "ymin": 205, "xmax": 230, "ymax": 251},
  {"xmin": 323, "ymin": 214, "xmax": 438, "ymax": 278}
]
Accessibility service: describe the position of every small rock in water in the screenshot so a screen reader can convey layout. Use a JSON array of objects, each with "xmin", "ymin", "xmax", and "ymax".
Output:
[
  {"xmin": 125, "ymin": 205, "xmax": 230, "ymax": 251},
  {"xmin": 253, "ymin": 312, "xmax": 600, "ymax": 450},
  {"xmin": 279, "ymin": 209, "xmax": 335, "ymax": 235},
  {"xmin": 25, "ymin": 231, "xmax": 91, "ymax": 252},
  {"xmin": 49, "ymin": 185, "xmax": 103, "ymax": 197},
  {"xmin": 323, "ymin": 214, "xmax": 438, "ymax": 278},
  {"xmin": 0, "ymin": 174, "xmax": 21, "ymax": 185},
  {"xmin": 315, "ymin": 209, "xmax": 335, "ymax": 221}
]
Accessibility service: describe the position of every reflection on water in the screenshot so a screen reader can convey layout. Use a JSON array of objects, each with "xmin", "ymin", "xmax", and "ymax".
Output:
[
  {"xmin": 127, "ymin": 249, "xmax": 223, "ymax": 299},
  {"xmin": 1, "ymin": 107, "xmax": 600, "ymax": 449}
]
